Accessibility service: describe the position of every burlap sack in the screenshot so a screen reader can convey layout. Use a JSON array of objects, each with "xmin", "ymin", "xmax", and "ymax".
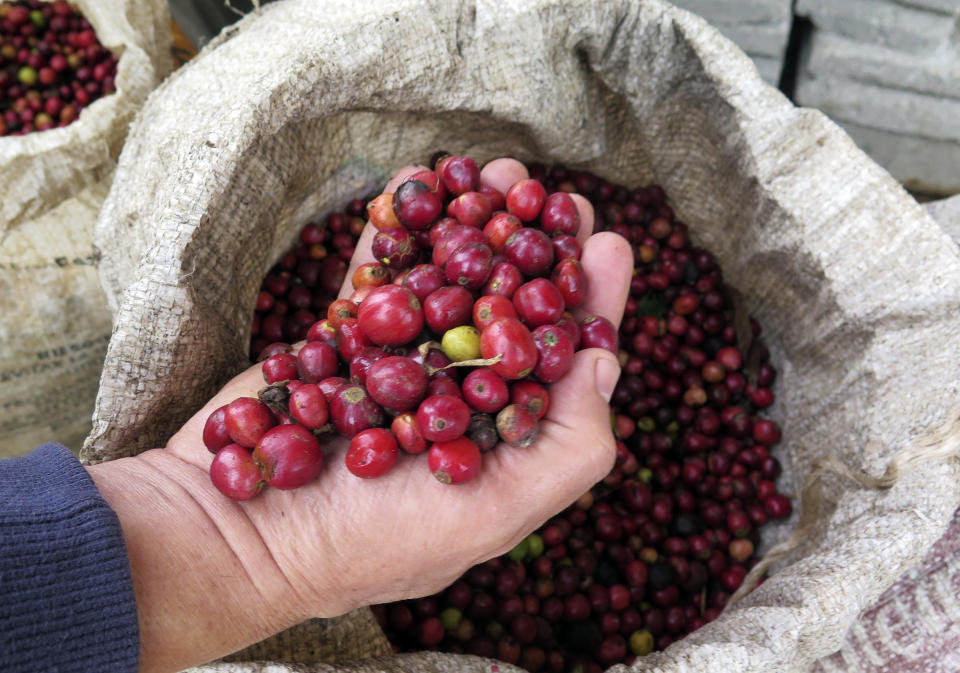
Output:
[
  {"xmin": 0, "ymin": 0, "xmax": 172, "ymax": 457},
  {"xmin": 82, "ymin": 0, "xmax": 960, "ymax": 671},
  {"xmin": 800, "ymin": 196, "xmax": 960, "ymax": 673}
]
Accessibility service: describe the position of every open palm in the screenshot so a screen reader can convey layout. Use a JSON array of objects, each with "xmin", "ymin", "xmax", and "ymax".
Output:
[{"xmin": 165, "ymin": 159, "xmax": 633, "ymax": 621}]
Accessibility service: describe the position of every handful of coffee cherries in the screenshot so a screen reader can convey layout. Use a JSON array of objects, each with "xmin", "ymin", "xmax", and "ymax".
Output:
[{"xmin": 202, "ymin": 155, "xmax": 616, "ymax": 499}]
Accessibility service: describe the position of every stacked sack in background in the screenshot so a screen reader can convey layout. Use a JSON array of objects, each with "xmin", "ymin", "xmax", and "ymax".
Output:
[
  {"xmin": 81, "ymin": 0, "xmax": 960, "ymax": 672},
  {"xmin": 0, "ymin": 0, "xmax": 172, "ymax": 457}
]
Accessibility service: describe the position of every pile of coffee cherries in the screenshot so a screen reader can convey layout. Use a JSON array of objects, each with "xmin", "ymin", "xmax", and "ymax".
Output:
[
  {"xmin": 0, "ymin": 0, "xmax": 118, "ymax": 136},
  {"xmin": 249, "ymin": 204, "xmax": 365, "ymax": 357},
  {"xmin": 205, "ymin": 154, "xmax": 618, "ymax": 498},
  {"xmin": 370, "ymin": 162, "xmax": 791, "ymax": 671}
]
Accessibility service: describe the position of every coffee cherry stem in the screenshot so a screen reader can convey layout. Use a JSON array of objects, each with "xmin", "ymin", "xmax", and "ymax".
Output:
[
  {"xmin": 258, "ymin": 380, "xmax": 292, "ymax": 415},
  {"xmin": 417, "ymin": 340, "xmax": 503, "ymax": 375}
]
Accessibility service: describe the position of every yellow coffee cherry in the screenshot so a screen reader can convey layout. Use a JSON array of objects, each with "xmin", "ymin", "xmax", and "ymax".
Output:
[{"xmin": 442, "ymin": 325, "xmax": 481, "ymax": 362}]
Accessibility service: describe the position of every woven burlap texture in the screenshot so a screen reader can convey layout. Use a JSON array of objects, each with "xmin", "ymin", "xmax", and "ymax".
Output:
[
  {"xmin": 84, "ymin": 0, "xmax": 960, "ymax": 671},
  {"xmin": 0, "ymin": 0, "xmax": 172, "ymax": 456}
]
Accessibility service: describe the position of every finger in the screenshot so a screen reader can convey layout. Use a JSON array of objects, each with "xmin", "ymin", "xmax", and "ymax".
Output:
[
  {"xmin": 577, "ymin": 231, "xmax": 633, "ymax": 329},
  {"xmin": 479, "ymin": 157, "xmax": 528, "ymax": 195},
  {"xmin": 338, "ymin": 223, "xmax": 378, "ymax": 300},
  {"xmin": 570, "ymin": 193, "xmax": 595, "ymax": 245}
]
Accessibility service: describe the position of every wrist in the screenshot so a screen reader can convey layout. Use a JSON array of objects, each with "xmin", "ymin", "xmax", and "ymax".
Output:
[{"xmin": 87, "ymin": 449, "xmax": 326, "ymax": 673}]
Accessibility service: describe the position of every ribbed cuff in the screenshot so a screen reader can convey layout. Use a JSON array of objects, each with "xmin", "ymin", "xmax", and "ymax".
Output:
[{"xmin": 0, "ymin": 443, "xmax": 139, "ymax": 673}]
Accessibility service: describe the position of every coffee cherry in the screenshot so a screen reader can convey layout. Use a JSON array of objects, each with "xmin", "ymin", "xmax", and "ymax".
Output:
[
  {"xmin": 504, "ymin": 228, "xmax": 554, "ymax": 277},
  {"xmin": 416, "ymin": 620, "xmax": 450, "ymax": 652},
  {"xmin": 429, "ymin": 437, "xmax": 482, "ymax": 484},
  {"xmin": 496, "ymin": 404, "xmax": 539, "ymax": 448},
  {"xmin": 466, "ymin": 413, "xmax": 499, "ymax": 452},
  {"xmin": 365, "ymin": 356, "xmax": 429, "ymax": 411},
  {"xmin": 367, "ymin": 193, "xmax": 401, "ymax": 231},
  {"xmin": 505, "ymin": 179, "xmax": 547, "ymax": 222},
  {"xmin": 473, "ymin": 294, "xmax": 519, "ymax": 331},
  {"xmin": 551, "ymin": 258, "xmax": 587, "ymax": 309},
  {"xmin": 210, "ymin": 444, "xmax": 265, "ymax": 500},
  {"xmin": 253, "ymin": 425, "xmax": 324, "ymax": 490},
  {"xmin": 327, "ymin": 299, "xmax": 359, "ymax": 328},
  {"xmin": 352, "ymin": 262, "xmax": 390, "ymax": 288},
  {"xmin": 372, "ymin": 227, "xmax": 419, "ymax": 268},
  {"xmin": 596, "ymin": 634, "xmax": 627, "ymax": 665},
  {"xmin": 203, "ymin": 404, "xmax": 232, "ymax": 453},
  {"xmin": 428, "ymin": 377, "xmax": 463, "ymax": 399},
  {"xmin": 346, "ymin": 428, "xmax": 399, "ymax": 478},
  {"xmin": 262, "ymin": 352, "xmax": 299, "ymax": 383},
  {"xmin": 224, "ymin": 398, "xmax": 276, "ymax": 448},
  {"xmin": 445, "ymin": 241, "xmax": 494, "ymax": 288},
  {"xmin": 417, "ymin": 395, "xmax": 471, "ymax": 443},
  {"xmin": 393, "ymin": 179, "xmax": 443, "ymax": 229},
  {"xmin": 357, "ymin": 285, "xmax": 424, "ymax": 347},
  {"xmin": 288, "ymin": 384, "xmax": 329, "ymax": 429},
  {"xmin": 424, "ymin": 286, "xmax": 473, "ymax": 333},
  {"xmin": 513, "ymin": 278, "xmax": 565, "ymax": 328},
  {"xmin": 552, "ymin": 235, "xmax": 582, "ymax": 262},
  {"xmin": 348, "ymin": 347, "xmax": 389, "ymax": 386},
  {"xmin": 509, "ymin": 381, "xmax": 549, "ymax": 420},
  {"xmin": 629, "ymin": 629, "xmax": 655, "ymax": 656},
  {"xmin": 442, "ymin": 325, "xmax": 482, "ymax": 362},
  {"xmin": 330, "ymin": 383, "xmax": 385, "ymax": 438},
  {"xmin": 432, "ymin": 225, "xmax": 489, "ymax": 267},
  {"xmin": 317, "ymin": 376, "xmax": 347, "ymax": 403},
  {"xmin": 297, "ymin": 341, "xmax": 339, "ymax": 383},
  {"xmin": 428, "ymin": 217, "xmax": 459, "ymax": 246},
  {"xmin": 579, "ymin": 315, "xmax": 619, "ymax": 353},
  {"xmin": 531, "ymin": 324, "xmax": 575, "ymax": 383},
  {"xmin": 448, "ymin": 192, "xmax": 494, "ymax": 228},
  {"xmin": 484, "ymin": 212, "xmax": 523, "ymax": 251},
  {"xmin": 483, "ymin": 262, "xmax": 524, "ymax": 298},
  {"xmin": 461, "ymin": 368, "xmax": 510, "ymax": 414},
  {"xmin": 480, "ymin": 317, "xmax": 538, "ymax": 380},
  {"xmin": 765, "ymin": 493, "xmax": 792, "ymax": 519},
  {"xmin": 540, "ymin": 192, "xmax": 581, "ymax": 237},
  {"xmin": 391, "ymin": 413, "xmax": 427, "ymax": 454},
  {"xmin": 752, "ymin": 419, "xmax": 782, "ymax": 445},
  {"xmin": 402, "ymin": 264, "xmax": 447, "ymax": 302},
  {"xmin": 554, "ymin": 313, "xmax": 582, "ymax": 349},
  {"xmin": 436, "ymin": 155, "xmax": 480, "ymax": 195}
]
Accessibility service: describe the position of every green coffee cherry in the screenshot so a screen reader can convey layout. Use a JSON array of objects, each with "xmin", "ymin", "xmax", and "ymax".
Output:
[
  {"xmin": 507, "ymin": 536, "xmax": 529, "ymax": 562},
  {"xmin": 629, "ymin": 629, "xmax": 655, "ymax": 656}
]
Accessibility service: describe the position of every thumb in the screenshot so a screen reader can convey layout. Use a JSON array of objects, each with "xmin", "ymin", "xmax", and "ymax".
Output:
[
  {"xmin": 485, "ymin": 348, "xmax": 621, "ymax": 544},
  {"xmin": 594, "ymin": 350, "xmax": 621, "ymax": 404},
  {"xmin": 546, "ymin": 347, "xmax": 621, "ymax": 432},
  {"xmin": 527, "ymin": 348, "xmax": 622, "ymax": 494}
]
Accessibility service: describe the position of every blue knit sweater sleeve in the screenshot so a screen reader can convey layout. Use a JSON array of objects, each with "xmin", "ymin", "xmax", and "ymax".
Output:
[{"xmin": 0, "ymin": 443, "xmax": 139, "ymax": 672}]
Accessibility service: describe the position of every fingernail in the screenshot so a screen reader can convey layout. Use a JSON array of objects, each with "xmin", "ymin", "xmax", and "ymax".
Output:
[{"xmin": 595, "ymin": 355, "xmax": 621, "ymax": 404}]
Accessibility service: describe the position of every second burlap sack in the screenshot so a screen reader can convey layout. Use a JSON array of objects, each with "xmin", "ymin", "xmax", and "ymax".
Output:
[
  {"xmin": 0, "ymin": 0, "xmax": 172, "ymax": 456},
  {"xmin": 83, "ymin": 0, "xmax": 960, "ymax": 671}
]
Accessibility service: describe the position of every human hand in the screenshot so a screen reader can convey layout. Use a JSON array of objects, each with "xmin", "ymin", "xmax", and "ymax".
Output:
[{"xmin": 90, "ymin": 158, "xmax": 633, "ymax": 673}]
